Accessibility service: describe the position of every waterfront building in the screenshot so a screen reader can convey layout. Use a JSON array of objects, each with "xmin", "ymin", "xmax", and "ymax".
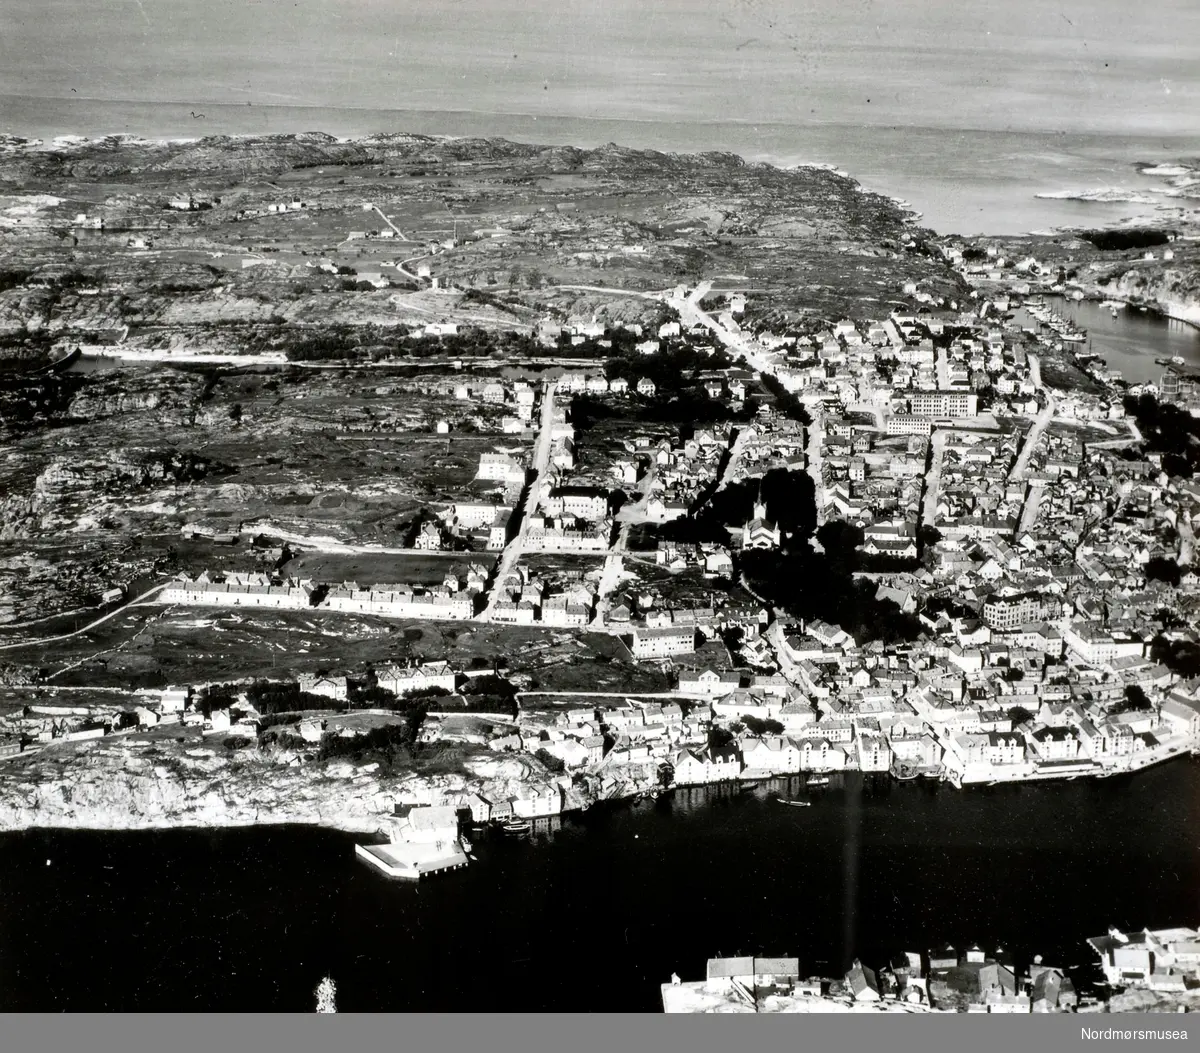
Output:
[
  {"xmin": 1087, "ymin": 926, "xmax": 1200, "ymax": 990},
  {"xmin": 847, "ymin": 959, "xmax": 881, "ymax": 1001}
]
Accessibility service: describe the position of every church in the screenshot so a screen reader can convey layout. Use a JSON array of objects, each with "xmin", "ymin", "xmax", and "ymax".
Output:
[{"xmin": 741, "ymin": 496, "xmax": 781, "ymax": 550}]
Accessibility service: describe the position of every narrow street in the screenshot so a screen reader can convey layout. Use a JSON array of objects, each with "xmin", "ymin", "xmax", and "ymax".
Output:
[
  {"xmin": 478, "ymin": 380, "xmax": 559, "ymax": 621},
  {"xmin": 805, "ymin": 406, "xmax": 826, "ymax": 528},
  {"xmin": 921, "ymin": 429, "xmax": 948, "ymax": 530},
  {"xmin": 1017, "ymin": 483, "xmax": 1046, "ymax": 536},
  {"xmin": 1009, "ymin": 353, "xmax": 1057, "ymax": 483}
]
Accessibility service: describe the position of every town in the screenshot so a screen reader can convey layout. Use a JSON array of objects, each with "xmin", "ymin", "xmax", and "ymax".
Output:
[
  {"xmin": 6, "ymin": 261, "xmax": 1200, "ymax": 808},
  {"xmin": 662, "ymin": 923, "xmax": 1200, "ymax": 1013}
]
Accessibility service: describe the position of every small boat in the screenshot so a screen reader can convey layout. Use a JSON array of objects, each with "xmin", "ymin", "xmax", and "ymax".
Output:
[
  {"xmin": 807, "ymin": 776, "xmax": 830, "ymax": 786},
  {"xmin": 501, "ymin": 819, "xmax": 531, "ymax": 833},
  {"xmin": 777, "ymin": 798, "xmax": 811, "ymax": 808}
]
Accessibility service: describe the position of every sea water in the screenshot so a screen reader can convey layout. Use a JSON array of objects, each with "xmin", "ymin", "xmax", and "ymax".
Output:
[{"xmin": 1, "ymin": 759, "xmax": 1197, "ymax": 1011}]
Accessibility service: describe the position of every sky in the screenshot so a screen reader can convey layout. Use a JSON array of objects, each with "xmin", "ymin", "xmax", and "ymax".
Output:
[{"xmin": 2, "ymin": 0, "xmax": 1199, "ymax": 136}]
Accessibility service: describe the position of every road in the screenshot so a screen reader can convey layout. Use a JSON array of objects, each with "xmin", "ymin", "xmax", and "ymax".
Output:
[
  {"xmin": 591, "ymin": 523, "xmax": 631, "ymax": 628},
  {"xmin": 667, "ymin": 280, "xmax": 830, "ymax": 525},
  {"xmin": 1017, "ymin": 482, "xmax": 1046, "ymax": 536},
  {"xmin": 1179, "ymin": 513, "xmax": 1195, "ymax": 567},
  {"xmin": 365, "ymin": 203, "xmax": 413, "ymax": 242},
  {"xmin": 517, "ymin": 690, "xmax": 718, "ymax": 701},
  {"xmin": 921, "ymin": 429, "xmax": 948, "ymax": 529},
  {"xmin": 666, "ymin": 285, "xmax": 767, "ymax": 369},
  {"xmin": 1009, "ymin": 353, "xmax": 1057, "ymax": 483},
  {"xmin": 552, "ymin": 284, "xmax": 664, "ymax": 300},
  {"xmin": 805, "ymin": 405, "xmax": 827, "ymax": 528},
  {"xmin": 386, "ymin": 291, "xmax": 534, "ymax": 332},
  {"xmin": 395, "ymin": 252, "xmax": 426, "ymax": 284},
  {"xmin": 478, "ymin": 380, "xmax": 559, "ymax": 622},
  {"xmin": 0, "ymin": 583, "xmax": 171, "ymax": 653}
]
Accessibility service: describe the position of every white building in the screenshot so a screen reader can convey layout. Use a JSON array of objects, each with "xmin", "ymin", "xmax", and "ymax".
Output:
[{"xmin": 632, "ymin": 625, "xmax": 697, "ymax": 659}]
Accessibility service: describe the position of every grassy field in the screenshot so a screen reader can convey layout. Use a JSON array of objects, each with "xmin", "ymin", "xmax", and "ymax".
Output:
[
  {"xmin": 515, "ymin": 554, "xmax": 607, "ymax": 583},
  {"xmin": 281, "ymin": 551, "xmax": 495, "ymax": 586},
  {"xmin": 21, "ymin": 604, "xmax": 654, "ymax": 692}
]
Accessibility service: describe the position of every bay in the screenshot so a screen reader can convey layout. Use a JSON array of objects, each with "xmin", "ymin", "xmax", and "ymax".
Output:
[{"xmin": 1, "ymin": 758, "xmax": 1197, "ymax": 1012}]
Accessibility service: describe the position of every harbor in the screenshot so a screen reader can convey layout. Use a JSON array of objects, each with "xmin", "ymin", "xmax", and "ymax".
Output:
[{"xmin": 1023, "ymin": 295, "xmax": 1200, "ymax": 387}]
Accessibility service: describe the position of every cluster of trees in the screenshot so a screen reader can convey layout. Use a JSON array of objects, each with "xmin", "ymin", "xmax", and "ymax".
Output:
[
  {"xmin": 708, "ymin": 727, "xmax": 736, "ymax": 750},
  {"xmin": 232, "ymin": 322, "xmax": 551, "ymax": 363},
  {"xmin": 757, "ymin": 372, "xmax": 812, "ymax": 426},
  {"xmin": 741, "ymin": 715, "xmax": 785, "ymax": 736},
  {"xmin": 1149, "ymin": 635, "xmax": 1200, "ymax": 678},
  {"xmin": 244, "ymin": 680, "xmax": 343, "ymax": 716},
  {"xmin": 0, "ymin": 324, "xmax": 57, "ymax": 354},
  {"xmin": 534, "ymin": 748, "xmax": 566, "ymax": 773},
  {"xmin": 271, "ymin": 325, "xmax": 406, "ymax": 361},
  {"xmin": 1122, "ymin": 685, "xmax": 1153, "ymax": 712},
  {"xmin": 452, "ymin": 674, "xmax": 519, "ymax": 718},
  {"xmin": 0, "ymin": 268, "xmax": 32, "ymax": 293},
  {"xmin": 660, "ymin": 467, "xmax": 816, "ymax": 547},
  {"xmin": 741, "ymin": 546, "xmax": 923, "ymax": 646},
  {"xmin": 1082, "ymin": 228, "xmax": 1170, "ymax": 252},
  {"xmin": 604, "ymin": 340, "xmax": 734, "ymax": 397},
  {"xmin": 1123, "ymin": 393, "xmax": 1200, "ymax": 478},
  {"xmin": 461, "ymin": 287, "xmax": 525, "ymax": 317},
  {"xmin": 195, "ymin": 684, "xmax": 239, "ymax": 718},
  {"xmin": 650, "ymin": 462, "xmax": 923, "ymax": 644},
  {"xmin": 571, "ymin": 391, "xmax": 745, "ymax": 435},
  {"xmin": 1145, "ymin": 556, "xmax": 1183, "ymax": 587},
  {"xmin": 315, "ymin": 711, "xmax": 428, "ymax": 771},
  {"xmin": 425, "ymin": 329, "xmax": 543, "ymax": 359}
]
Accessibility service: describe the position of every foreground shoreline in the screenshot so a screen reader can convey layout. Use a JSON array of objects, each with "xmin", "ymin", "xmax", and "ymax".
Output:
[{"xmin": 1, "ymin": 748, "xmax": 1195, "ymax": 838}]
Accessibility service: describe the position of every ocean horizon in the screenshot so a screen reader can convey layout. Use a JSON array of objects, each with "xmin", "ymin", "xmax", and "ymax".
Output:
[
  {"xmin": 4, "ymin": 0, "xmax": 1199, "ymax": 236},
  {"xmin": 4, "ymin": 92, "xmax": 1199, "ymax": 237}
]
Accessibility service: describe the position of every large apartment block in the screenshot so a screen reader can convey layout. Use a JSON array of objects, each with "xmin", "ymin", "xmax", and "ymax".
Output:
[
  {"xmin": 631, "ymin": 625, "xmax": 698, "ymax": 659},
  {"xmin": 908, "ymin": 391, "xmax": 978, "ymax": 418},
  {"xmin": 982, "ymin": 592, "xmax": 1058, "ymax": 630}
]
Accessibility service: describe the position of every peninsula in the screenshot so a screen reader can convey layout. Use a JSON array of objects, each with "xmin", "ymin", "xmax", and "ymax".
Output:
[{"xmin": 1, "ymin": 132, "xmax": 1199, "ymax": 839}]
